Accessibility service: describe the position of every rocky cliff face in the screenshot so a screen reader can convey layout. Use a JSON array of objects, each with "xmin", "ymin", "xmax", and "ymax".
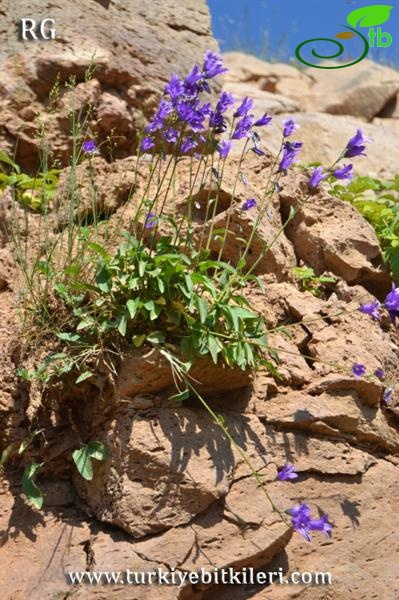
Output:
[
  {"xmin": 1, "ymin": 4, "xmax": 399, "ymax": 600},
  {"xmin": 0, "ymin": 0, "xmax": 218, "ymax": 169}
]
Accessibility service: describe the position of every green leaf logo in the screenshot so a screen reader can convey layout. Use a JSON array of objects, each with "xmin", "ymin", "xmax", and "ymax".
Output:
[{"xmin": 347, "ymin": 4, "xmax": 393, "ymax": 28}]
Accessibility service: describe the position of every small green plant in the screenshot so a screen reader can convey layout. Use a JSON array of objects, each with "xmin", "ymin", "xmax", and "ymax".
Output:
[
  {"xmin": 329, "ymin": 174, "xmax": 399, "ymax": 281},
  {"xmin": 292, "ymin": 266, "xmax": 336, "ymax": 297},
  {"xmin": 72, "ymin": 442, "xmax": 109, "ymax": 481},
  {"xmin": 0, "ymin": 150, "xmax": 60, "ymax": 211},
  {"xmin": 52, "ymin": 235, "xmax": 270, "ymax": 376}
]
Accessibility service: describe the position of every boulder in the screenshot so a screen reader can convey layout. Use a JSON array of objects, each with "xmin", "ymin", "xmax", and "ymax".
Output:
[
  {"xmin": 302, "ymin": 59, "xmax": 399, "ymax": 120},
  {"xmin": 223, "ymin": 52, "xmax": 314, "ymax": 100},
  {"xmin": 245, "ymin": 111, "xmax": 399, "ymax": 178},
  {"xmin": 278, "ymin": 172, "xmax": 391, "ymax": 295}
]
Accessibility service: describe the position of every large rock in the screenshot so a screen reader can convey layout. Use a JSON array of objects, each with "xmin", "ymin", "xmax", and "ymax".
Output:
[
  {"xmin": 302, "ymin": 59, "xmax": 399, "ymax": 120},
  {"xmin": 223, "ymin": 52, "xmax": 314, "ymax": 100},
  {"xmin": 246, "ymin": 111, "xmax": 399, "ymax": 178},
  {"xmin": 278, "ymin": 173, "xmax": 392, "ymax": 295},
  {"xmin": 223, "ymin": 82, "xmax": 300, "ymax": 115},
  {"xmin": 0, "ymin": 0, "xmax": 218, "ymax": 169}
]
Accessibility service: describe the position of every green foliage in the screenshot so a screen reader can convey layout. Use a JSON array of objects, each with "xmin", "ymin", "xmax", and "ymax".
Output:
[
  {"xmin": 17, "ymin": 353, "xmax": 77, "ymax": 383},
  {"xmin": 329, "ymin": 175, "xmax": 399, "ymax": 282},
  {"xmin": 0, "ymin": 150, "xmax": 59, "ymax": 211},
  {"xmin": 55, "ymin": 235, "xmax": 270, "ymax": 371},
  {"xmin": 22, "ymin": 462, "xmax": 44, "ymax": 509},
  {"xmin": 72, "ymin": 442, "xmax": 109, "ymax": 481},
  {"xmin": 292, "ymin": 266, "xmax": 336, "ymax": 297}
]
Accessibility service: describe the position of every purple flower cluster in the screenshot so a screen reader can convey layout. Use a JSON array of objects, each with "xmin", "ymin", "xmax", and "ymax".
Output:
[
  {"xmin": 288, "ymin": 504, "xmax": 333, "ymax": 542},
  {"xmin": 140, "ymin": 51, "xmax": 272, "ymax": 158},
  {"xmin": 358, "ymin": 284, "xmax": 399, "ymax": 324},
  {"xmin": 141, "ymin": 51, "xmax": 226, "ymax": 154},
  {"xmin": 306, "ymin": 129, "xmax": 368, "ymax": 190}
]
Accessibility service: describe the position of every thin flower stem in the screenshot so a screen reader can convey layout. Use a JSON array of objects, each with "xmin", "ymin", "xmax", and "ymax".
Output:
[{"xmin": 186, "ymin": 380, "xmax": 290, "ymax": 526}]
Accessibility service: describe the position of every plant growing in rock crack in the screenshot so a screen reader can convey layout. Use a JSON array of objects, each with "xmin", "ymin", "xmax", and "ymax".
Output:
[
  {"xmin": 6, "ymin": 51, "xmax": 398, "ymax": 542},
  {"xmin": 328, "ymin": 173, "xmax": 399, "ymax": 281}
]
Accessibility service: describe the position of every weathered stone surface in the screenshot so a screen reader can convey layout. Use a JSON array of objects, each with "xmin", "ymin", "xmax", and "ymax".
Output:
[
  {"xmin": 73, "ymin": 405, "xmax": 237, "ymax": 537},
  {"xmin": 302, "ymin": 59, "xmax": 399, "ymax": 120},
  {"xmin": 0, "ymin": 0, "xmax": 218, "ymax": 169},
  {"xmin": 2, "ymin": 33, "xmax": 399, "ymax": 600},
  {"xmin": 243, "ymin": 111, "xmax": 399, "ymax": 178},
  {"xmin": 224, "ymin": 82, "xmax": 300, "ymax": 114},
  {"xmin": 116, "ymin": 348, "xmax": 251, "ymax": 400},
  {"xmin": 0, "ymin": 476, "xmax": 90, "ymax": 600},
  {"xmin": 223, "ymin": 52, "xmax": 314, "ymax": 100},
  {"xmin": 278, "ymin": 173, "xmax": 391, "ymax": 295},
  {"xmin": 259, "ymin": 390, "xmax": 399, "ymax": 452}
]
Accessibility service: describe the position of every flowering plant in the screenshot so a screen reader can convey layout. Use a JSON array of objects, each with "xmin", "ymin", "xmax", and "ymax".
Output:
[{"xmin": 9, "ymin": 51, "xmax": 398, "ymax": 546}]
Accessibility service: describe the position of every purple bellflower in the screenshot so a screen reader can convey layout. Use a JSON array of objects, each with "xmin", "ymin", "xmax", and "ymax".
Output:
[
  {"xmin": 283, "ymin": 119, "xmax": 299, "ymax": 137},
  {"xmin": 234, "ymin": 96, "xmax": 254, "ymax": 118},
  {"xmin": 82, "ymin": 139, "xmax": 97, "ymax": 154},
  {"xmin": 384, "ymin": 284, "xmax": 399, "ymax": 324},
  {"xmin": 232, "ymin": 114, "xmax": 254, "ymax": 140},
  {"xmin": 202, "ymin": 50, "xmax": 227, "ymax": 79},
  {"xmin": 333, "ymin": 163, "xmax": 354, "ymax": 182},
  {"xmin": 309, "ymin": 167, "xmax": 328, "ymax": 189},
  {"xmin": 144, "ymin": 212, "xmax": 157, "ymax": 229},
  {"xmin": 140, "ymin": 137, "xmax": 155, "ymax": 152},
  {"xmin": 277, "ymin": 464, "xmax": 298, "ymax": 481},
  {"xmin": 242, "ymin": 198, "xmax": 257, "ymax": 211},
  {"xmin": 344, "ymin": 129, "xmax": 369, "ymax": 158},
  {"xmin": 358, "ymin": 301, "xmax": 381, "ymax": 320},
  {"xmin": 352, "ymin": 363, "xmax": 366, "ymax": 378},
  {"xmin": 254, "ymin": 113, "xmax": 272, "ymax": 127},
  {"xmin": 288, "ymin": 503, "xmax": 332, "ymax": 542},
  {"xmin": 278, "ymin": 141, "xmax": 302, "ymax": 172},
  {"xmin": 218, "ymin": 140, "xmax": 232, "ymax": 159}
]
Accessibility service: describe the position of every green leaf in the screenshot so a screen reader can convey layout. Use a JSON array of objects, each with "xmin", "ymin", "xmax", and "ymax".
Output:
[
  {"xmin": 169, "ymin": 389, "xmax": 190, "ymax": 402},
  {"xmin": 22, "ymin": 463, "xmax": 44, "ymax": 509},
  {"xmin": 72, "ymin": 442, "xmax": 109, "ymax": 481},
  {"xmin": 57, "ymin": 332, "xmax": 85, "ymax": 344},
  {"xmin": 0, "ymin": 150, "xmax": 20, "ymax": 173},
  {"xmin": 138, "ymin": 260, "xmax": 147, "ymax": 277},
  {"xmin": 87, "ymin": 242, "xmax": 110, "ymax": 261},
  {"xmin": 197, "ymin": 297, "xmax": 208, "ymax": 324},
  {"xmin": 208, "ymin": 335, "xmax": 220, "ymax": 364},
  {"xmin": 96, "ymin": 266, "xmax": 112, "ymax": 293},
  {"xmin": 75, "ymin": 370, "xmax": 93, "ymax": 384},
  {"xmin": 347, "ymin": 4, "xmax": 393, "ymax": 28},
  {"xmin": 117, "ymin": 313, "xmax": 128, "ymax": 336},
  {"xmin": 18, "ymin": 430, "xmax": 42, "ymax": 455},
  {"xmin": 126, "ymin": 299, "xmax": 138, "ymax": 319},
  {"xmin": 86, "ymin": 441, "xmax": 109, "ymax": 461},
  {"xmin": 133, "ymin": 334, "xmax": 146, "ymax": 347},
  {"xmin": 147, "ymin": 331, "xmax": 165, "ymax": 344}
]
